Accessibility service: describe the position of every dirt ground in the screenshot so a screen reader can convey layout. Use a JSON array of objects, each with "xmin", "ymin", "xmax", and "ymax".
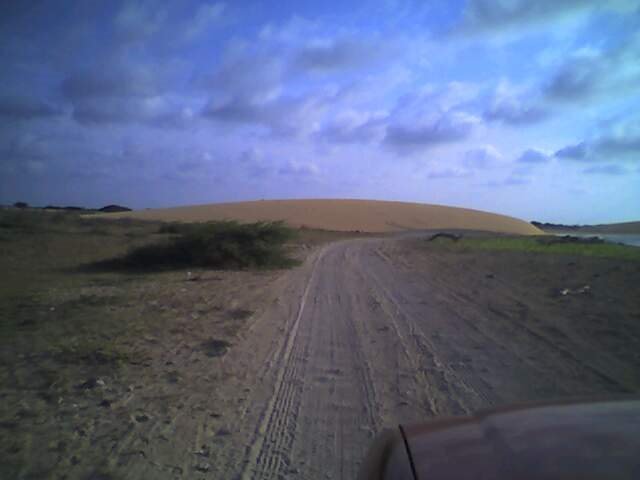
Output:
[{"xmin": 2, "ymin": 232, "xmax": 640, "ymax": 479}]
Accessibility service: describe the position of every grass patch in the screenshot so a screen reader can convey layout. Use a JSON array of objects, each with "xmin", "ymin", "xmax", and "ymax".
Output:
[
  {"xmin": 0, "ymin": 208, "xmax": 159, "ymax": 237},
  {"xmin": 0, "ymin": 209, "xmax": 64, "ymax": 233},
  {"xmin": 0, "ymin": 210, "xmax": 296, "ymax": 381},
  {"xmin": 105, "ymin": 220, "xmax": 299, "ymax": 271},
  {"xmin": 430, "ymin": 235, "xmax": 640, "ymax": 261},
  {"xmin": 51, "ymin": 339, "xmax": 132, "ymax": 367},
  {"xmin": 157, "ymin": 222, "xmax": 188, "ymax": 234},
  {"xmin": 0, "ymin": 209, "xmax": 162, "ymax": 368}
]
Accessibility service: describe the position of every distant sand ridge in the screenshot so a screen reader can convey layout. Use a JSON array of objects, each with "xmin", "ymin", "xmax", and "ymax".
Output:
[{"xmin": 107, "ymin": 199, "xmax": 542, "ymax": 235}]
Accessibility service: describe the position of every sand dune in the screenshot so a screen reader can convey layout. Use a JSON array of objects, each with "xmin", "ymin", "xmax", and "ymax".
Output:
[{"xmin": 107, "ymin": 199, "xmax": 542, "ymax": 235}]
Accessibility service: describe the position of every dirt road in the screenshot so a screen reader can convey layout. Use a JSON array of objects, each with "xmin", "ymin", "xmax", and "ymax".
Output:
[
  {"xmin": 190, "ymin": 237, "xmax": 636, "ymax": 479},
  {"xmin": 7, "ymin": 235, "xmax": 637, "ymax": 479}
]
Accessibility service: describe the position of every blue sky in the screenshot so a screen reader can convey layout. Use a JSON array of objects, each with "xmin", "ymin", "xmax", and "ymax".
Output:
[{"xmin": 1, "ymin": 0, "xmax": 639, "ymax": 223}]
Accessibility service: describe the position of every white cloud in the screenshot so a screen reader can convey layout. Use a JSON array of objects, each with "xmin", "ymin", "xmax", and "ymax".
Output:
[
  {"xmin": 202, "ymin": 51, "xmax": 284, "ymax": 104},
  {"xmin": 385, "ymin": 111, "xmax": 480, "ymax": 150},
  {"xmin": 463, "ymin": 145, "xmax": 504, "ymax": 169},
  {"xmin": 458, "ymin": 0, "xmax": 633, "ymax": 32},
  {"xmin": 583, "ymin": 164, "xmax": 627, "ymax": 175},
  {"xmin": 183, "ymin": 3, "xmax": 225, "ymax": 40},
  {"xmin": 517, "ymin": 148, "xmax": 551, "ymax": 164},
  {"xmin": 484, "ymin": 81, "xmax": 548, "ymax": 125},
  {"xmin": 555, "ymin": 141, "xmax": 590, "ymax": 160},
  {"xmin": 293, "ymin": 38, "xmax": 387, "ymax": 73},
  {"xmin": 317, "ymin": 110, "xmax": 387, "ymax": 144},
  {"xmin": 278, "ymin": 160, "xmax": 320, "ymax": 177},
  {"xmin": 554, "ymin": 116, "xmax": 640, "ymax": 162},
  {"xmin": 427, "ymin": 167, "xmax": 471, "ymax": 179},
  {"xmin": 114, "ymin": 0, "xmax": 168, "ymax": 43},
  {"xmin": 544, "ymin": 35, "xmax": 640, "ymax": 103}
]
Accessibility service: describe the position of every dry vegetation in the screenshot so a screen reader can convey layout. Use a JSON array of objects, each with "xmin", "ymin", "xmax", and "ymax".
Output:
[
  {"xmin": 427, "ymin": 234, "xmax": 640, "ymax": 261},
  {"xmin": 0, "ymin": 210, "xmax": 344, "ymax": 371},
  {"xmin": 0, "ymin": 209, "xmax": 355, "ymax": 478}
]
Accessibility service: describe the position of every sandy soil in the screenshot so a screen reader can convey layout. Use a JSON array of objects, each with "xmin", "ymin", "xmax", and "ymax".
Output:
[
  {"xmin": 3, "ymin": 234, "xmax": 639, "ymax": 479},
  {"xmin": 104, "ymin": 199, "xmax": 542, "ymax": 235}
]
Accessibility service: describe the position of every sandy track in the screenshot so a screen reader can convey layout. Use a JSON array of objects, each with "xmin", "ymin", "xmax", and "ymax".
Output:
[
  {"xmin": 183, "ymin": 236, "xmax": 635, "ymax": 479},
  {"xmin": 66, "ymin": 236, "xmax": 637, "ymax": 479}
]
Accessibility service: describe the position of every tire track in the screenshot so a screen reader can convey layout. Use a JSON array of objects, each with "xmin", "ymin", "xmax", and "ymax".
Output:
[
  {"xmin": 240, "ymin": 247, "xmax": 325, "ymax": 480},
  {"xmin": 358, "ymin": 247, "xmax": 475, "ymax": 415},
  {"xmin": 289, "ymin": 241, "xmax": 384, "ymax": 479},
  {"xmin": 401, "ymin": 248, "xmax": 634, "ymax": 394}
]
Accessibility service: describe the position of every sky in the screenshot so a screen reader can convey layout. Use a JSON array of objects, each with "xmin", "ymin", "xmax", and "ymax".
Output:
[{"xmin": 1, "ymin": 0, "xmax": 639, "ymax": 224}]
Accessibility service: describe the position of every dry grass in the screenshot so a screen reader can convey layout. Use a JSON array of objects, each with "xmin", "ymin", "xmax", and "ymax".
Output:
[
  {"xmin": 0, "ymin": 210, "xmax": 362, "ymax": 369},
  {"xmin": 99, "ymin": 199, "xmax": 542, "ymax": 235},
  {"xmin": 0, "ymin": 209, "xmax": 305, "ymax": 479},
  {"xmin": 429, "ymin": 235, "xmax": 640, "ymax": 261}
]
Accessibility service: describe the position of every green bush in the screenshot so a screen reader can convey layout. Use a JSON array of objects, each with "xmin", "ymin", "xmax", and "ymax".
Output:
[
  {"xmin": 157, "ymin": 222, "xmax": 186, "ymax": 234},
  {"xmin": 121, "ymin": 221, "xmax": 298, "ymax": 270},
  {"xmin": 428, "ymin": 235, "xmax": 640, "ymax": 261}
]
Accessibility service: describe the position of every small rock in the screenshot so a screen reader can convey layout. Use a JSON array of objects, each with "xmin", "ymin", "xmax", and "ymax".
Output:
[
  {"xmin": 194, "ymin": 462, "xmax": 210, "ymax": 472},
  {"xmin": 193, "ymin": 445, "xmax": 210, "ymax": 457},
  {"xmin": 187, "ymin": 271, "xmax": 201, "ymax": 282},
  {"xmin": 96, "ymin": 378, "xmax": 106, "ymax": 387}
]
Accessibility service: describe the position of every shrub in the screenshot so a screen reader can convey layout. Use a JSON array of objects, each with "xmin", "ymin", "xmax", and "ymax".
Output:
[
  {"xmin": 157, "ymin": 222, "xmax": 189, "ymax": 234},
  {"xmin": 120, "ymin": 221, "xmax": 298, "ymax": 270}
]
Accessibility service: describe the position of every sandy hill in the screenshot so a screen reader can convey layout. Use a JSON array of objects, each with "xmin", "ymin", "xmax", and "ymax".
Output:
[{"xmin": 106, "ymin": 199, "xmax": 542, "ymax": 235}]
